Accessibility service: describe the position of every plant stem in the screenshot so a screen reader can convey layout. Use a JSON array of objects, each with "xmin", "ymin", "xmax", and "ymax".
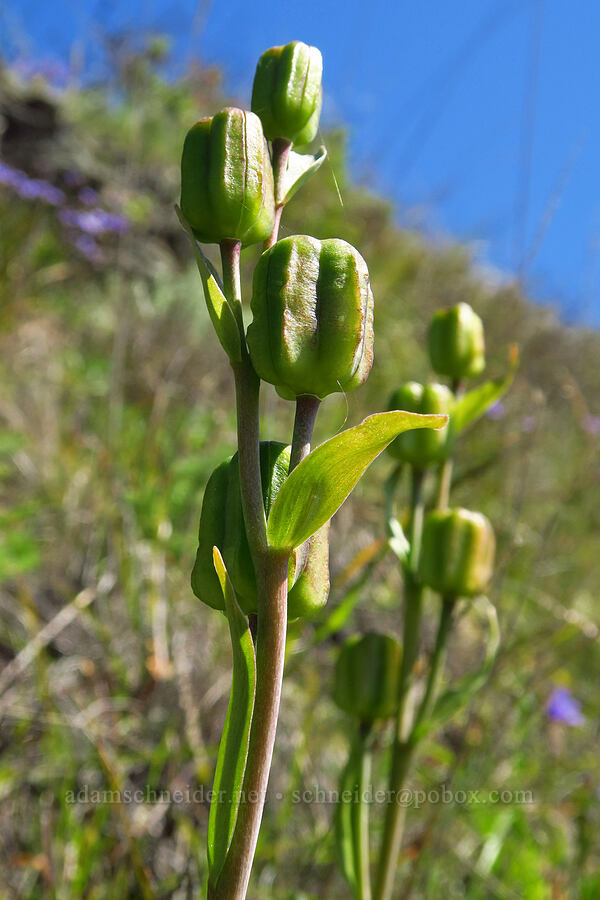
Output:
[
  {"xmin": 354, "ymin": 724, "xmax": 373, "ymax": 900},
  {"xmin": 289, "ymin": 394, "xmax": 321, "ymax": 472},
  {"xmin": 265, "ymin": 138, "xmax": 292, "ymax": 249},
  {"xmin": 210, "ymin": 241, "xmax": 290, "ymax": 900},
  {"xmin": 412, "ymin": 596, "xmax": 455, "ymax": 732},
  {"xmin": 437, "ymin": 378, "xmax": 463, "ymax": 509},
  {"xmin": 407, "ymin": 469, "xmax": 425, "ymax": 572},
  {"xmin": 210, "ymin": 551, "xmax": 289, "ymax": 900},
  {"xmin": 220, "ymin": 239, "xmax": 246, "ymax": 340},
  {"xmin": 373, "ymin": 467, "xmax": 425, "ymax": 900}
]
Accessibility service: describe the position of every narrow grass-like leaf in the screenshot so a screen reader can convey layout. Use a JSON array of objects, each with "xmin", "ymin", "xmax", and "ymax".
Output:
[
  {"xmin": 175, "ymin": 205, "xmax": 242, "ymax": 363},
  {"xmin": 282, "ymin": 146, "xmax": 327, "ymax": 205},
  {"xmin": 335, "ymin": 740, "xmax": 360, "ymax": 892},
  {"xmin": 207, "ymin": 547, "xmax": 256, "ymax": 886},
  {"xmin": 451, "ymin": 345, "xmax": 518, "ymax": 437},
  {"xmin": 267, "ymin": 411, "xmax": 447, "ymax": 551}
]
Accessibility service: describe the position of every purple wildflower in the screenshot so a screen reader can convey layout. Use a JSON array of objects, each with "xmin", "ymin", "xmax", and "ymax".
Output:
[
  {"xmin": 78, "ymin": 187, "xmax": 99, "ymax": 206},
  {"xmin": 486, "ymin": 401, "xmax": 506, "ymax": 420},
  {"xmin": 59, "ymin": 208, "xmax": 129, "ymax": 236},
  {"xmin": 582, "ymin": 414, "xmax": 600, "ymax": 436},
  {"xmin": 0, "ymin": 161, "xmax": 64, "ymax": 205},
  {"xmin": 546, "ymin": 687, "xmax": 585, "ymax": 727},
  {"xmin": 72, "ymin": 233, "xmax": 103, "ymax": 263}
]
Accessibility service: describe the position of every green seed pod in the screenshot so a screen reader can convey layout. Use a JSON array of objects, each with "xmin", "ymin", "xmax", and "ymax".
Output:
[
  {"xmin": 247, "ymin": 235, "xmax": 374, "ymax": 400},
  {"xmin": 180, "ymin": 107, "xmax": 275, "ymax": 246},
  {"xmin": 191, "ymin": 442, "xmax": 330, "ymax": 618},
  {"xmin": 251, "ymin": 41, "xmax": 323, "ymax": 146},
  {"xmin": 428, "ymin": 302, "xmax": 485, "ymax": 380},
  {"xmin": 419, "ymin": 508, "xmax": 495, "ymax": 598},
  {"xmin": 387, "ymin": 382, "xmax": 453, "ymax": 467},
  {"xmin": 333, "ymin": 632, "xmax": 403, "ymax": 722}
]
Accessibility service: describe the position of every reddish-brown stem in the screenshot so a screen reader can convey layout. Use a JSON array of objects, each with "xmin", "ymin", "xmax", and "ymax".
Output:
[
  {"xmin": 209, "ymin": 241, "xmax": 290, "ymax": 900},
  {"xmin": 210, "ymin": 551, "xmax": 289, "ymax": 900},
  {"xmin": 289, "ymin": 394, "xmax": 321, "ymax": 472}
]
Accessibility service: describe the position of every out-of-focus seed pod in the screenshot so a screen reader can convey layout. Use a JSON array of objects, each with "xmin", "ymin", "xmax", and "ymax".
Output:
[
  {"xmin": 387, "ymin": 382, "xmax": 453, "ymax": 467},
  {"xmin": 191, "ymin": 442, "xmax": 330, "ymax": 618},
  {"xmin": 419, "ymin": 508, "xmax": 495, "ymax": 598},
  {"xmin": 247, "ymin": 235, "xmax": 374, "ymax": 400},
  {"xmin": 286, "ymin": 522, "xmax": 330, "ymax": 620},
  {"xmin": 252, "ymin": 41, "xmax": 323, "ymax": 146},
  {"xmin": 180, "ymin": 107, "xmax": 274, "ymax": 246},
  {"xmin": 428, "ymin": 302, "xmax": 485, "ymax": 380},
  {"xmin": 333, "ymin": 632, "xmax": 403, "ymax": 722}
]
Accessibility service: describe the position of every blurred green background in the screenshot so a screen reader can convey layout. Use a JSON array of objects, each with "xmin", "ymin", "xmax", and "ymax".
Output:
[{"xmin": 0, "ymin": 38, "xmax": 599, "ymax": 899}]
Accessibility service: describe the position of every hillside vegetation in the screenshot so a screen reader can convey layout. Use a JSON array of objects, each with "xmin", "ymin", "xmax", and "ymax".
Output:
[{"xmin": 0, "ymin": 44, "xmax": 599, "ymax": 899}]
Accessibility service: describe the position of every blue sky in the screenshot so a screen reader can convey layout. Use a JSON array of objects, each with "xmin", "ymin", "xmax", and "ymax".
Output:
[{"xmin": 3, "ymin": 0, "xmax": 600, "ymax": 324}]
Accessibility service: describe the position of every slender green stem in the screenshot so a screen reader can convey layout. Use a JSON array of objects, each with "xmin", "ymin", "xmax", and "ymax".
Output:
[
  {"xmin": 233, "ymin": 364, "xmax": 267, "ymax": 557},
  {"xmin": 289, "ymin": 394, "xmax": 321, "ymax": 472},
  {"xmin": 374, "ymin": 467, "xmax": 425, "ymax": 900},
  {"xmin": 437, "ymin": 378, "xmax": 463, "ymax": 509},
  {"xmin": 209, "ymin": 242, "xmax": 290, "ymax": 900},
  {"xmin": 413, "ymin": 596, "xmax": 455, "ymax": 732},
  {"xmin": 436, "ymin": 457, "xmax": 454, "ymax": 509},
  {"xmin": 354, "ymin": 724, "xmax": 373, "ymax": 900},
  {"xmin": 220, "ymin": 239, "xmax": 246, "ymax": 342},
  {"xmin": 265, "ymin": 138, "xmax": 292, "ymax": 249},
  {"xmin": 407, "ymin": 468, "xmax": 425, "ymax": 572},
  {"xmin": 383, "ymin": 464, "xmax": 403, "ymax": 537}
]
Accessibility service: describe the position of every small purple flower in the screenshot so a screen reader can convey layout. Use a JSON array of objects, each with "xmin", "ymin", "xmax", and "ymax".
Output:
[
  {"xmin": 59, "ymin": 207, "xmax": 129, "ymax": 236},
  {"xmin": 78, "ymin": 187, "xmax": 99, "ymax": 206},
  {"xmin": 582, "ymin": 414, "xmax": 600, "ymax": 436},
  {"xmin": 72, "ymin": 233, "xmax": 103, "ymax": 263},
  {"xmin": 486, "ymin": 401, "xmax": 506, "ymax": 420},
  {"xmin": 546, "ymin": 687, "xmax": 585, "ymax": 727},
  {"xmin": 0, "ymin": 161, "xmax": 65, "ymax": 205}
]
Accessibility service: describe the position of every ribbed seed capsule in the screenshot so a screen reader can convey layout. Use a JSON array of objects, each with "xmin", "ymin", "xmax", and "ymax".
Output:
[
  {"xmin": 180, "ymin": 107, "xmax": 274, "ymax": 246},
  {"xmin": 428, "ymin": 302, "xmax": 485, "ymax": 380},
  {"xmin": 387, "ymin": 382, "xmax": 453, "ymax": 467},
  {"xmin": 252, "ymin": 41, "xmax": 323, "ymax": 146},
  {"xmin": 191, "ymin": 442, "xmax": 330, "ymax": 618},
  {"xmin": 419, "ymin": 508, "xmax": 495, "ymax": 598},
  {"xmin": 247, "ymin": 235, "xmax": 374, "ymax": 400},
  {"xmin": 333, "ymin": 632, "xmax": 403, "ymax": 722}
]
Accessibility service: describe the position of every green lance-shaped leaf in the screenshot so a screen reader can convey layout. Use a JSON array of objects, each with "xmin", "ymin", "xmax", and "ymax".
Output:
[
  {"xmin": 267, "ymin": 411, "xmax": 447, "ymax": 551},
  {"xmin": 207, "ymin": 547, "xmax": 256, "ymax": 886},
  {"xmin": 412, "ymin": 595, "xmax": 499, "ymax": 743},
  {"xmin": 450, "ymin": 345, "xmax": 518, "ymax": 438},
  {"xmin": 281, "ymin": 146, "xmax": 327, "ymax": 205},
  {"xmin": 175, "ymin": 205, "xmax": 242, "ymax": 364}
]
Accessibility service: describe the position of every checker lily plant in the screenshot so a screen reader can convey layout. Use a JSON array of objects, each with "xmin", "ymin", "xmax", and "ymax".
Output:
[{"xmin": 177, "ymin": 40, "xmax": 515, "ymax": 900}]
